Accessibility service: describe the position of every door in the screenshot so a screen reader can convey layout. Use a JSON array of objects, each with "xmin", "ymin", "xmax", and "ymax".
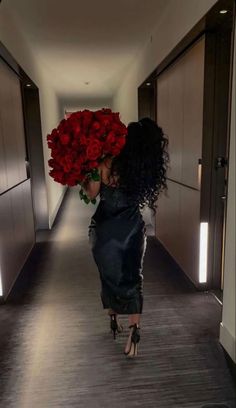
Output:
[
  {"xmin": 156, "ymin": 37, "xmax": 205, "ymax": 288},
  {"xmin": 202, "ymin": 21, "xmax": 235, "ymax": 294}
]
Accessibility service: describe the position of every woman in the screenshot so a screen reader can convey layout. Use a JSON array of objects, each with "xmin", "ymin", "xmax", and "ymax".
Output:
[{"xmin": 83, "ymin": 117, "xmax": 169, "ymax": 357}]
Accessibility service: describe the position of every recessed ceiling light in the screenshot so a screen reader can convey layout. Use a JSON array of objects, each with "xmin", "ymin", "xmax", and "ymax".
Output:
[
  {"xmin": 26, "ymin": 83, "xmax": 31, "ymax": 87},
  {"xmin": 146, "ymin": 82, "xmax": 151, "ymax": 86},
  {"xmin": 219, "ymin": 9, "xmax": 228, "ymax": 14}
]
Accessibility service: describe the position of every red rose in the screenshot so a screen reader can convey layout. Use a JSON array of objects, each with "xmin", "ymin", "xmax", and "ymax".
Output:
[
  {"xmin": 50, "ymin": 169, "xmax": 65, "ymax": 184},
  {"xmin": 103, "ymin": 142, "xmax": 110, "ymax": 154},
  {"xmin": 47, "ymin": 141, "xmax": 54, "ymax": 149},
  {"xmin": 60, "ymin": 133, "xmax": 70, "ymax": 145},
  {"xmin": 73, "ymin": 124, "xmax": 81, "ymax": 135},
  {"xmin": 73, "ymin": 161, "xmax": 80, "ymax": 171},
  {"xmin": 52, "ymin": 128, "xmax": 59, "ymax": 138},
  {"xmin": 58, "ymin": 119, "xmax": 67, "ymax": 133},
  {"xmin": 74, "ymin": 111, "xmax": 82, "ymax": 120},
  {"xmin": 86, "ymin": 139, "xmax": 102, "ymax": 161},
  {"xmin": 75, "ymin": 173, "xmax": 84, "ymax": 183},
  {"xmin": 92, "ymin": 121, "xmax": 101, "ymax": 131},
  {"xmin": 48, "ymin": 158, "xmax": 55, "ymax": 168},
  {"xmin": 102, "ymin": 118, "xmax": 110, "ymax": 127},
  {"xmin": 66, "ymin": 177, "xmax": 77, "ymax": 186},
  {"xmin": 79, "ymin": 134, "xmax": 87, "ymax": 145},
  {"xmin": 107, "ymin": 131, "xmax": 116, "ymax": 144},
  {"xmin": 101, "ymin": 108, "xmax": 112, "ymax": 114},
  {"xmin": 82, "ymin": 110, "xmax": 93, "ymax": 124},
  {"xmin": 72, "ymin": 140, "xmax": 79, "ymax": 149},
  {"xmin": 111, "ymin": 147, "xmax": 121, "ymax": 156},
  {"xmin": 89, "ymin": 160, "xmax": 99, "ymax": 168},
  {"xmin": 116, "ymin": 136, "xmax": 126, "ymax": 149}
]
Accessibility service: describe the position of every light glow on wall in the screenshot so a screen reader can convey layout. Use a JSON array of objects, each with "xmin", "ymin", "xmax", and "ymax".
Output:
[
  {"xmin": 198, "ymin": 159, "xmax": 202, "ymax": 189},
  {"xmin": 199, "ymin": 222, "xmax": 209, "ymax": 283},
  {"xmin": 0, "ymin": 269, "xmax": 3, "ymax": 297}
]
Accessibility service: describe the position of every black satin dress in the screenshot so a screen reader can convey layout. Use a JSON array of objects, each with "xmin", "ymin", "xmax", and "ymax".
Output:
[{"xmin": 88, "ymin": 182, "xmax": 147, "ymax": 315}]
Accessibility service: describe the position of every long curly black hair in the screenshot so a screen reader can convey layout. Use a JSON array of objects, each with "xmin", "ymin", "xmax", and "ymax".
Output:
[{"xmin": 109, "ymin": 117, "xmax": 169, "ymax": 212}]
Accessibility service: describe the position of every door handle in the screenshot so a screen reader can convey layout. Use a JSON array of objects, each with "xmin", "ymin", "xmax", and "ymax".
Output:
[{"xmin": 216, "ymin": 156, "xmax": 227, "ymax": 169}]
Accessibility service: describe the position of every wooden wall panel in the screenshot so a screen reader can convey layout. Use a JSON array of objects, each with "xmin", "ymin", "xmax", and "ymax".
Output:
[
  {"xmin": 0, "ymin": 193, "xmax": 15, "ymax": 297},
  {"xmin": 10, "ymin": 182, "xmax": 29, "ymax": 270},
  {"xmin": 182, "ymin": 38, "xmax": 205, "ymax": 189},
  {"xmin": 0, "ymin": 59, "xmax": 35, "ymax": 300},
  {"xmin": 11, "ymin": 74, "xmax": 28, "ymax": 182},
  {"xmin": 157, "ymin": 37, "xmax": 204, "ymax": 188},
  {"xmin": 156, "ymin": 181, "xmax": 200, "ymax": 286},
  {"xmin": 0, "ymin": 180, "xmax": 35, "ymax": 299},
  {"xmin": 178, "ymin": 186, "xmax": 200, "ymax": 284},
  {"xmin": 157, "ymin": 70, "xmax": 169, "ymax": 134},
  {"xmin": 0, "ymin": 60, "xmax": 27, "ymax": 191},
  {"xmin": 156, "ymin": 181, "xmax": 181, "ymax": 260},
  {"xmin": 168, "ymin": 58, "xmax": 184, "ymax": 181},
  {"xmin": 22, "ymin": 179, "xmax": 36, "ymax": 250}
]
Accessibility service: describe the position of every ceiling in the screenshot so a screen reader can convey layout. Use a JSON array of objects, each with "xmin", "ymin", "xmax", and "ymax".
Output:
[{"xmin": 5, "ymin": 0, "xmax": 167, "ymax": 99}]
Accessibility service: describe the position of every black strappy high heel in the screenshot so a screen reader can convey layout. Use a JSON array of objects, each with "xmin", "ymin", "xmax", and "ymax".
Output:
[
  {"xmin": 124, "ymin": 324, "xmax": 140, "ymax": 357},
  {"xmin": 110, "ymin": 313, "xmax": 123, "ymax": 339}
]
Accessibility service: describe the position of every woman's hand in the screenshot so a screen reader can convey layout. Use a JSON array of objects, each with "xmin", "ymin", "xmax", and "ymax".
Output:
[{"xmin": 81, "ymin": 165, "xmax": 102, "ymax": 200}]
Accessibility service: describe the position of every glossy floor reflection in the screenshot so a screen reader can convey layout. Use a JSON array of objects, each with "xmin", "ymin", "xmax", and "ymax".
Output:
[{"xmin": 0, "ymin": 188, "xmax": 235, "ymax": 408}]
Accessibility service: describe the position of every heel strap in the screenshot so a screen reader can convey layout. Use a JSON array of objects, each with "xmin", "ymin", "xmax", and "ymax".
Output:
[{"xmin": 130, "ymin": 324, "xmax": 140, "ymax": 344}]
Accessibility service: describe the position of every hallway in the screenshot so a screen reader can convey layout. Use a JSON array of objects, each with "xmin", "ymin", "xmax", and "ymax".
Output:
[{"xmin": 0, "ymin": 189, "xmax": 235, "ymax": 408}]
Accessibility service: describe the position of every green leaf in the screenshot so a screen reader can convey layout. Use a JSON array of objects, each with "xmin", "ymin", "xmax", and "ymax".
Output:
[
  {"xmin": 83, "ymin": 196, "xmax": 90, "ymax": 204},
  {"xmin": 79, "ymin": 187, "xmax": 92, "ymax": 204},
  {"xmin": 79, "ymin": 188, "xmax": 84, "ymax": 199},
  {"xmin": 91, "ymin": 168, "xmax": 100, "ymax": 181}
]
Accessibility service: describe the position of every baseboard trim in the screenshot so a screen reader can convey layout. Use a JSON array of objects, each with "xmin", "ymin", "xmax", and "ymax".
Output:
[
  {"xmin": 49, "ymin": 187, "xmax": 68, "ymax": 229},
  {"xmin": 220, "ymin": 322, "xmax": 236, "ymax": 363}
]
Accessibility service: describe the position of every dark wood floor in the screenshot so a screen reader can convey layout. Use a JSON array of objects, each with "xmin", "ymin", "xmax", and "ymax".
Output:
[{"xmin": 0, "ymin": 188, "xmax": 235, "ymax": 408}]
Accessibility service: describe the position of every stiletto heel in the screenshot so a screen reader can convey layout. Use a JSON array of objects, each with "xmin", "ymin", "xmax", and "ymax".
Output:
[
  {"xmin": 109, "ymin": 313, "xmax": 123, "ymax": 339},
  {"xmin": 124, "ymin": 323, "xmax": 140, "ymax": 357}
]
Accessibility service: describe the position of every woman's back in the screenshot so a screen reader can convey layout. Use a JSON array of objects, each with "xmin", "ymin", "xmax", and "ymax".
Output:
[{"xmin": 88, "ymin": 158, "xmax": 146, "ymax": 315}]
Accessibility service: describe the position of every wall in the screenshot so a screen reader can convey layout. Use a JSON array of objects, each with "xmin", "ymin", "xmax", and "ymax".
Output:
[
  {"xmin": 0, "ymin": 6, "xmax": 66, "ymax": 229},
  {"xmin": 220, "ymin": 23, "xmax": 236, "ymax": 363},
  {"xmin": 113, "ymin": 0, "xmax": 217, "ymax": 234},
  {"xmin": 113, "ymin": 0, "xmax": 236, "ymax": 363},
  {"xmin": 57, "ymin": 96, "xmax": 113, "ymax": 119},
  {"xmin": 113, "ymin": 0, "xmax": 217, "ymax": 123}
]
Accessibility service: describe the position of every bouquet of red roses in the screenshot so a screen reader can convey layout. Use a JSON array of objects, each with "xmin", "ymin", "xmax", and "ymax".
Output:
[{"xmin": 47, "ymin": 108, "xmax": 127, "ymax": 203}]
